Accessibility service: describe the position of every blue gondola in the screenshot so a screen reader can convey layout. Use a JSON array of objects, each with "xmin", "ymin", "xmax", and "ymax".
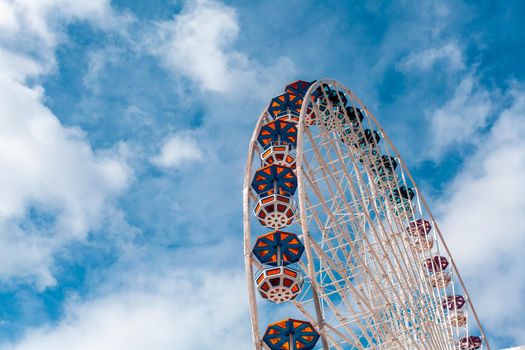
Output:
[
  {"xmin": 263, "ymin": 319, "xmax": 320, "ymax": 350},
  {"xmin": 257, "ymin": 120, "xmax": 298, "ymax": 149},
  {"xmin": 252, "ymin": 231, "xmax": 304, "ymax": 266},
  {"xmin": 251, "ymin": 165, "xmax": 297, "ymax": 196},
  {"xmin": 268, "ymin": 92, "xmax": 303, "ymax": 118},
  {"xmin": 285, "ymin": 80, "xmax": 313, "ymax": 98}
]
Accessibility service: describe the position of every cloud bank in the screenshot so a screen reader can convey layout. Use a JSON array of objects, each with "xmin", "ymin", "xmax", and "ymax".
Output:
[
  {"xmin": 1, "ymin": 269, "xmax": 252, "ymax": 350},
  {"xmin": 0, "ymin": 0, "xmax": 132, "ymax": 287},
  {"xmin": 437, "ymin": 83, "xmax": 525, "ymax": 345}
]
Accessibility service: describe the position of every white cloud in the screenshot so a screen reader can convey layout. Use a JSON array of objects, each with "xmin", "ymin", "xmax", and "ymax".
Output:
[
  {"xmin": 398, "ymin": 42, "xmax": 465, "ymax": 72},
  {"xmin": 0, "ymin": 1, "xmax": 18, "ymax": 31},
  {"xmin": 150, "ymin": 132, "xmax": 204, "ymax": 169},
  {"xmin": 0, "ymin": 0, "xmax": 126, "ymax": 46},
  {"xmin": 436, "ymin": 84, "xmax": 525, "ymax": 346},
  {"xmin": 425, "ymin": 74, "xmax": 492, "ymax": 160},
  {"xmin": 151, "ymin": 0, "xmax": 239, "ymax": 93},
  {"xmin": 146, "ymin": 0, "xmax": 295, "ymax": 95},
  {"xmin": 0, "ymin": 1, "xmax": 132, "ymax": 287},
  {"xmin": 0, "ymin": 223, "xmax": 55, "ymax": 287},
  {"xmin": 1, "ymin": 269, "xmax": 252, "ymax": 350}
]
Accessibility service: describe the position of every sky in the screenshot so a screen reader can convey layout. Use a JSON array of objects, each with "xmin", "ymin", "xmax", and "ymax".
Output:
[{"xmin": 0, "ymin": 0, "xmax": 524, "ymax": 349}]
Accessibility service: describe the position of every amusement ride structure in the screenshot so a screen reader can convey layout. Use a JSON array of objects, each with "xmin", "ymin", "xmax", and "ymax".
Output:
[{"xmin": 243, "ymin": 79, "xmax": 490, "ymax": 350}]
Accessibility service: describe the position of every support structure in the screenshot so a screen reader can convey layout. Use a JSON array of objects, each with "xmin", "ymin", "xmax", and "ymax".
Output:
[{"xmin": 243, "ymin": 79, "xmax": 490, "ymax": 350}]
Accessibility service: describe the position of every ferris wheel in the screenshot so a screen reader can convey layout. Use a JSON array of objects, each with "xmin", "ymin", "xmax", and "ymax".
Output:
[{"xmin": 243, "ymin": 79, "xmax": 490, "ymax": 350}]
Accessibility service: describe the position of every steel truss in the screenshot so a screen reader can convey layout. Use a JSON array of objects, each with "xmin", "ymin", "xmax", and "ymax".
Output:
[{"xmin": 243, "ymin": 79, "xmax": 490, "ymax": 350}]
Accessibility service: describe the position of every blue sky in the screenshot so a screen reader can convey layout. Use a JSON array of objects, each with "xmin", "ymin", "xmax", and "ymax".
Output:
[{"xmin": 0, "ymin": 0, "xmax": 524, "ymax": 349}]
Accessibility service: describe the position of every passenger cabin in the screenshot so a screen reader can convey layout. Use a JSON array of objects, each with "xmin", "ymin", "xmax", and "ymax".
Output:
[
  {"xmin": 459, "ymin": 336, "xmax": 483, "ymax": 350},
  {"xmin": 388, "ymin": 185, "xmax": 415, "ymax": 218},
  {"xmin": 425, "ymin": 256, "xmax": 452, "ymax": 288},
  {"xmin": 255, "ymin": 266, "xmax": 303, "ymax": 303},
  {"xmin": 263, "ymin": 318, "xmax": 320, "ymax": 350},
  {"xmin": 443, "ymin": 295, "xmax": 467, "ymax": 327},
  {"xmin": 268, "ymin": 92, "xmax": 302, "ymax": 121},
  {"xmin": 252, "ymin": 231, "xmax": 304, "ymax": 266}
]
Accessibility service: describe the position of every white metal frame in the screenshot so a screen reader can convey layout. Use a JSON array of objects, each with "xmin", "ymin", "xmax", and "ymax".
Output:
[{"xmin": 243, "ymin": 79, "xmax": 490, "ymax": 350}]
